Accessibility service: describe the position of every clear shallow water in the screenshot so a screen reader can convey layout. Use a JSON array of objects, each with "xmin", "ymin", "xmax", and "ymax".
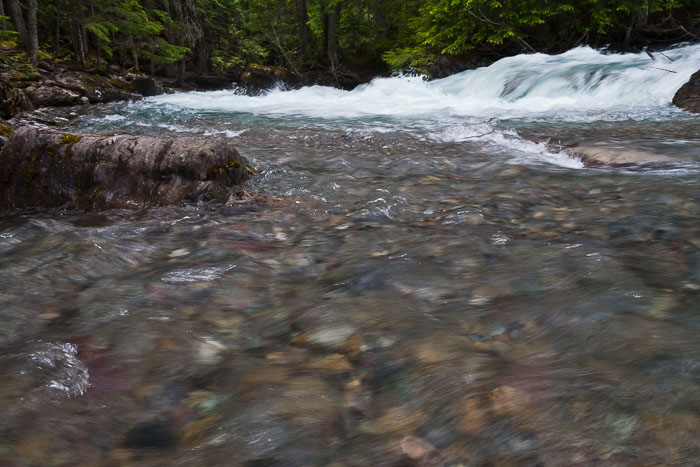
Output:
[{"xmin": 1, "ymin": 45, "xmax": 699, "ymax": 465}]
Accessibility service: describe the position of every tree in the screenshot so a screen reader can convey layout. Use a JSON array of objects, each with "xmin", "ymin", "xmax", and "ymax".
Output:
[
  {"xmin": 0, "ymin": 0, "xmax": 7, "ymax": 31},
  {"xmin": 25, "ymin": 0, "xmax": 37, "ymax": 64},
  {"xmin": 6, "ymin": 0, "xmax": 26, "ymax": 45},
  {"xmin": 296, "ymin": 0, "xmax": 313, "ymax": 62}
]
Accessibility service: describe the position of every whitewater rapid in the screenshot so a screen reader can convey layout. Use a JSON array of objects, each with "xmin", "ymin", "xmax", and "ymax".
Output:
[
  {"xmin": 151, "ymin": 43, "xmax": 700, "ymax": 121},
  {"xmin": 82, "ymin": 44, "xmax": 700, "ymax": 169}
]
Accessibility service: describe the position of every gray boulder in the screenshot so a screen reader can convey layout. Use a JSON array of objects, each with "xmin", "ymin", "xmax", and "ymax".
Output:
[
  {"xmin": 131, "ymin": 77, "xmax": 165, "ymax": 97},
  {"xmin": 24, "ymin": 85, "xmax": 83, "ymax": 107},
  {"xmin": 672, "ymin": 70, "xmax": 700, "ymax": 114},
  {"xmin": 0, "ymin": 125, "xmax": 255, "ymax": 211}
]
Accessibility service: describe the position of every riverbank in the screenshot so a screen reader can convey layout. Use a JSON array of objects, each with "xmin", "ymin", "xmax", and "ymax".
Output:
[
  {"xmin": 3, "ymin": 41, "xmax": 700, "ymax": 125},
  {"xmin": 0, "ymin": 56, "xmax": 376, "ymax": 123}
]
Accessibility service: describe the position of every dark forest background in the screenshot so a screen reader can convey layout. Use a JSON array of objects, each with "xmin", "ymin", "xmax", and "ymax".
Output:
[{"xmin": 1, "ymin": 0, "xmax": 699, "ymax": 81}]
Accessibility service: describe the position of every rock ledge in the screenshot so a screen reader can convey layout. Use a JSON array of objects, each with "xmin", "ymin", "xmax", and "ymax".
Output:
[{"xmin": 0, "ymin": 125, "xmax": 254, "ymax": 211}]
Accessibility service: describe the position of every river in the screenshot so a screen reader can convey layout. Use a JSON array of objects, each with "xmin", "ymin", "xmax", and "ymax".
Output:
[{"xmin": 1, "ymin": 44, "xmax": 699, "ymax": 465}]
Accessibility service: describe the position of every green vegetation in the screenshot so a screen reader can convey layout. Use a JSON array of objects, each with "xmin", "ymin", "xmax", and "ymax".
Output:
[
  {"xmin": 0, "ymin": 0, "xmax": 698, "ymax": 78},
  {"xmin": 0, "ymin": 122, "xmax": 14, "ymax": 137},
  {"xmin": 59, "ymin": 133, "xmax": 84, "ymax": 145}
]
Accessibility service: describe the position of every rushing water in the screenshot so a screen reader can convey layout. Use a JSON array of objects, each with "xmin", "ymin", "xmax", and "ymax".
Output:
[{"xmin": 1, "ymin": 45, "xmax": 699, "ymax": 465}]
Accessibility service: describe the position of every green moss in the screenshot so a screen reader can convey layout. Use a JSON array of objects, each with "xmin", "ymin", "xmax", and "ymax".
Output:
[
  {"xmin": 207, "ymin": 159, "xmax": 247, "ymax": 179},
  {"xmin": 0, "ymin": 123, "xmax": 14, "ymax": 138},
  {"xmin": 60, "ymin": 133, "xmax": 83, "ymax": 145}
]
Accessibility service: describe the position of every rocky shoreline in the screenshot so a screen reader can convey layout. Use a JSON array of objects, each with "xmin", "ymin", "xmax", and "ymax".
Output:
[
  {"xmin": 1, "ymin": 63, "xmax": 147, "ymax": 120},
  {"xmin": 1, "ymin": 58, "xmax": 699, "ymax": 212},
  {"xmin": 0, "ymin": 59, "xmax": 377, "ymax": 122}
]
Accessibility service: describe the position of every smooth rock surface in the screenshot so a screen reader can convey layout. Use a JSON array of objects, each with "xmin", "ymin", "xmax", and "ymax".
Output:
[
  {"xmin": 0, "ymin": 126, "xmax": 254, "ymax": 211},
  {"xmin": 672, "ymin": 69, "xmax": 700, "ymax": 113},
  {"xmin": 570, "ymin": 145, "xmax": 685, "ymax": 166}
]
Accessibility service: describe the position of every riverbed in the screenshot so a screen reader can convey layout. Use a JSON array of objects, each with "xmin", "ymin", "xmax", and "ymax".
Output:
[{"xmin": 1, "ymin": 45, "xmax": 699, "ymax": 465}]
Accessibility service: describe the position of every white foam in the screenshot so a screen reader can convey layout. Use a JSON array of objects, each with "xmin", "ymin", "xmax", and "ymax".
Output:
[
  {"xmin": 161, "ymin": 264, "xmax": 236, "ymax": 283},
  {"xmin": 429, "ymin": 124, "xmax": 584, "ymax": 168},
  {"xmin": 100, "ymin": 114, "xmax": 126, "ymax": 122},
  {"xmin": 203, "ymin": 129, "xmax": 248, "ymax": 138},
  {"xmin": 149, "ymin": 44, "xmax": 700, "ymax": 122},
  {"xmin": 30, "ymin": 343, "xmax": 89, "ymax": 397},
  {"xmin": 156, "ymin": 123, "xmax": 198, "ymax": 133}
]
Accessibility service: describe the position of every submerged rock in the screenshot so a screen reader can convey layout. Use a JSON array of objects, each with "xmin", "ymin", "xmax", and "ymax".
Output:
[
  {"xmin": 672, "ymin": 70, "xmax": 700, "ymax": 114},
  {"xmin": 571, "ymin": 145, "xmax": 684, "ymax": 166},
  {"xmin": 547, "ymin": 142, "xmax": 689, "ymax": 166},
  {"xmin": 242, "ymin": 64, "xmax": 291, "ymax": 87},
  {"xmin": 0, "ymin": 126, "xmax": 254, "ymax": 211},
  {"xmin": 131, "ymin": 77, "xmax": 165, "ymax": 97},
  {"xmin": 124, "ymin": 418, "xmax": 177, "ymax": 448}
]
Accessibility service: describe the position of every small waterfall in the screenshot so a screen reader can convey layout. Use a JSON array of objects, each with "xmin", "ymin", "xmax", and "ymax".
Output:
[
  {"xmin": 149, "ymin": 44, "xmax": 700, "ymax": 121},
  {"xmin": 81, "ymin": 44, "xmax": 699, "ymax": 169}
]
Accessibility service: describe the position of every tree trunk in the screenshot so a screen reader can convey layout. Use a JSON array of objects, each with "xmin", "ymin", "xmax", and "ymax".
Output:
[
  {"xmin": 177, "ymin": 56, "xmax": 186, "ymax": 85},
  {"xmin": 77, "ymin": 26, "xmax": 86, "ymax": 64},
  {"xmin": 53, "ymin": 1, "xmax": 61, "ymax": 58},
  {"xmin": 80, "ymin": 27, "xmax": 88, "ymax": 60},
  {"xmin": 131, "ymin": 44, "xmax": 139, "ymax": 70},
  {"xmin": 70, "ymin": 18, "xmax": 85, "ymax": 64},
  {"xmin": 295, "ymin": 0, "xmax": 312, "ymax": 62},
  {"xmin": 326, "ymin": 4, "xmax": 340, "ymax": 67},
  {"xmin": 6, "ymin": 0, "xmax": 27, "ymax": 45},
  {"xmin": 169, "ymin": 0, "xmax": 202, "ymax": 79},
  {"xmin": 374, "ymin": 0, "xmax": 386, "ymax": 38},
  {"xmin": 322, "ymin": 9, "xmax": 329, "ymax": 61},
  {"xmin": 25, "ymin": 0, "xmax": 38, "ymax": 65},
  {"xmin": 165, "ymin": 22, "xmax": 177, "ymax": 77},
  {"xmin": 196, "ymin": 39, "xmax": 206, "ymax": 76},
  {"xmin": 625, "ymin": 7, "xmax": 649, "ymax": 44},
  {"xmin": 76, "ymin": 1, "xmax": 88, "ymax": 63},
  {"xmin": 0, "ymin": 0, "xmax": 7, "ymax": 31},
  {"xmin": 90, "ymin": 2, "xmax": 101, "ymax": 66}
]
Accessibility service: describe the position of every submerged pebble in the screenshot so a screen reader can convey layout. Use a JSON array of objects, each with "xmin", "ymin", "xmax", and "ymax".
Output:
[{"xmin": 1, "ymin": 48, "xmax": 700, "ymax": 464}]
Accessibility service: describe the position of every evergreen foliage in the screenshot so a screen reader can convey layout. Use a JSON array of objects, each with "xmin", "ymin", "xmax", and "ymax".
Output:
[{"xmin": 0, "ymin": 0, "xmax": 698, "ymax": 77}]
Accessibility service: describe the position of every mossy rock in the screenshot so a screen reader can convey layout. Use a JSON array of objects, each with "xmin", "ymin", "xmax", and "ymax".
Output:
[
  {"xmin": 1, "ymin": 126, "xmax": 255, "ymax": 211},
  {"xmin": 0, "ymin": 123, "xmax": 14, "ymax": 138},
  {"xmin": 60, "ymin": 133, "xmax": 83, "ymax": 145}
]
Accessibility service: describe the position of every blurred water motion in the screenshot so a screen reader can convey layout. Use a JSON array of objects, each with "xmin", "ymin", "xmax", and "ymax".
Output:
[{"xmin": 1, "ymin": 46, "xmax": 699, "ymax": 465}]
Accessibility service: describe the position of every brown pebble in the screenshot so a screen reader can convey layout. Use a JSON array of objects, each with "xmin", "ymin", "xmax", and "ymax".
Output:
[
  {"xmin": 183, "ymin": 415, "xmax": 217, "ymax": 442},
  {"xmin": 307, "ymin": 353, "xmax": 353, "ymax": 373},
  {"xmin": 342, "ymin": 334, "xmax": 363, "ymax": 357},
  {"xmin": 38, "ymin": 312, "xmax": 60, "ymax": 321},
  {"xmin": 366, "ymin": 407, "xmax": 422, "ymax": 434},
  {"xmin": 401, "ymin": 435, "xmax": 435, "ymax": 459},
  {"xmin": 489, "ymin": 385, "xmax": 530, "ymax": 416},
  {"xmin": 456, "ymin": 398, "xmax": 488, "ymax": 434},
  {"xmin": 400, "ymin": 435, "xmax": 443, "ymax": 466}
]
